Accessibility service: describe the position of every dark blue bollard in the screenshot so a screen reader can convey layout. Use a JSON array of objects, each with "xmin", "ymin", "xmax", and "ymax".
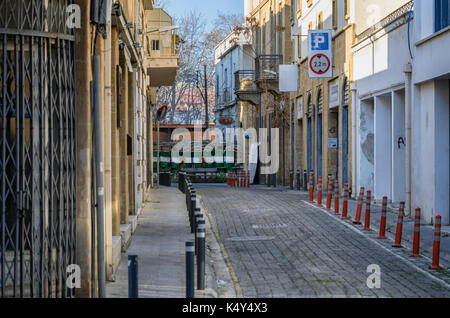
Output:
[
  {"xmin": 196, "ymin": 228, "xmax": 206, "ymax": 290},
  {"xmin": 196, "ymin": 217, "xmax": 205, "ymax": 256},
  {"xmin": 128, "ymin": 255, "xmax": 138, "ymax": 298},
  {"xmin": 190, "ymin": 194, "xmax": 196, "ymax": 233},
  {"xmin": 186, "ymin": 241, "xmax": 195, "ymax": 298}
]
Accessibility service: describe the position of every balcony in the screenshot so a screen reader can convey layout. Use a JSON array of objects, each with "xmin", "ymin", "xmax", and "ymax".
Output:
[
  {"xmin": 255, "ymin": 55, "xmax": 282, "ymax": 95},
  {"xmin": 234, "ymin": 70, "xmax": 260, "ymax": 106},
  {"xmin": 145, "ymin": 8, "xmax": 179, "ymax": 87},
  {"xmin": 215, "ymin": 88, "xmax": 235, "ymax": 111}
]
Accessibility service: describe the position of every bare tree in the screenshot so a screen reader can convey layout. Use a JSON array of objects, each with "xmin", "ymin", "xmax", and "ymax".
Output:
[
  {"xmin": 205, "ymin": 11, "xmax": 244, "ymax": 47},
  {"xmin": 156, "ymin": 9, "xmax": 216, "ymax": 125},
  {"xmin": 153, "ymin": 0, "xmax": 170, "ymax": 10}
]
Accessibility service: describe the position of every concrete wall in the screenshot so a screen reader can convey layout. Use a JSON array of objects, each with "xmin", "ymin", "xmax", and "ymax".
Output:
[{"xmin": 413, "ymin": 80, "xmax": 450, "ymax": 224}]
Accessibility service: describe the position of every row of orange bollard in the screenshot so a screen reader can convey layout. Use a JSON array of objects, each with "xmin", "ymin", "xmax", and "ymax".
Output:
[
  {"xmin": 310, "ymin": 178, "xmax": 443, "ymax": 271},
  {"xmin": 227, "ymin": 171, "xmax": 250, "ymax": 189}
]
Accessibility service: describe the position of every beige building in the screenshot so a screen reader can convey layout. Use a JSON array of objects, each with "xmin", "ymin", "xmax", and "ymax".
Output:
[
  {"xmin": 80, "ymin": 0, "xmax": 178, "ymax": 297},
  {"xmin": 0, "ymin": 0, "xmax": 178, "ymax": 298},
  {"xmin": 237, "ymin": 0, "xmax": 293, "ymax": 186},
  {"xmin": 290, "ymin": 0, "xmax": 355, "ymax": 193}
]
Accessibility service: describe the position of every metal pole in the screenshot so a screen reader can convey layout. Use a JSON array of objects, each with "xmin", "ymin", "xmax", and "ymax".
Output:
[
  {"xmin": 128, "ymin": 255, "xmax": 139, "ymax": 298},
  {"xmin": 157, "ymin": 120, "xmax": 160, "ymax": 189},
  {"xmin": 204, "ymin": 64, "xmax": 209, "ymax": 129},
  {"xmin": 186, "ymin": 241, "xmax": 195, "ymax": 298},
  {"xmin": 93, "ymin": 56, "xmax": 106, "ymax": 298}
]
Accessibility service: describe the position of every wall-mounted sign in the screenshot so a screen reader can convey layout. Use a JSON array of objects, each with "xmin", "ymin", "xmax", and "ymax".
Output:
[
  {"xmin": 329, "ymin": 82, "xmax": 339, "ymax": 108},
  {"xmin": 328, "ymin": 138, "xmax": 338, "ymax": 149},
  {"xmin": 279, "ymin": 64, "xmax": 299, "ymax": 92},
  {"xmin": 308, "ymin": 30, "xmax": 333, "ymax": 78}
]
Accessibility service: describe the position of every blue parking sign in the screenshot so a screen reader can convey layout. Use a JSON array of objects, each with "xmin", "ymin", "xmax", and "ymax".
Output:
[{"xmin": 311, "ymin": 32, "xmax": 329, "ymax": 51}]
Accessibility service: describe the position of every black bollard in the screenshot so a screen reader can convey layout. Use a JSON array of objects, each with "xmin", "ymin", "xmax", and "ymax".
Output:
[
  {"xmin": 303, "ymin": 170, "xmax": 307, "ymax": 191},
  {"xmin": 196, "ymin": 218, "xmax": 205, "ymax": 256},
  {"xmin": 290, "ymin": 170, "xmax": 294, "ymax": 190},
  {"xmin": 190, "ymin": 193, "xmax": 196, "ymax": 234},
  {"xmin": 128, "ymin": 255, "xmax": 138, "ymax": 298},
  {"xmin": 194, "ymin": 209, "xmax": 202, "ymax": 255},
  {"xmin": 296, "ymin": 170, "xmax": 301, "ymax": 190},
  {"xmin": 186, "ymin": 241, "xmax": 195, "ymax": 298},
  {"xmin": 196, "ymin": 228, "xmax": 206, "ymax": 290}
]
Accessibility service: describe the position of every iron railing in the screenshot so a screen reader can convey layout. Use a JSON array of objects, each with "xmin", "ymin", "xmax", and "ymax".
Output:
[
  {"xmin": 356, "ymin": 0, "xmax": 414, "ymax": 42},
  {"xmin": 234, "ymin": 70, "xmax": 255, "ymax": 91},
  {"xmin": 255, "ymin": 55, "xmax": 282, "ymax": 81},
  {"xmin": 215, "ymin": 88, "xmax": 233, "ymax": 109},
  {"xmin": 0, "ymin": 0, "xmax": 76, "ymax": 298}
]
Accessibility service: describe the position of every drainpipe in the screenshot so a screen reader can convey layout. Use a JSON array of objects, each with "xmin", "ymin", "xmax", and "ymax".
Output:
[
  {"xmin": 351, "ymin": 82, "xmax": 357, "ymax": 198},
  {"xmin": 404, "ymin": 62, "xmax": 413, "ymax": 217},
  {"xmin": 93, "ymin": 56, "xmax": 106, "ymax": 298}
]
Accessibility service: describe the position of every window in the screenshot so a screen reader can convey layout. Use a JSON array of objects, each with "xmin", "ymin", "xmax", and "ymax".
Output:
[
  {"xmin": 308, "ymin": 21, "xmax": 313, "ymax": 30},
  {"xmin": 435, "ymin": 0, "xmax": 450, "ymax": 32},
  {"xmin": 332, "ymin": 0, "xmax": 337, "ymax": 30},
  {"xmin": 297, "ymin": 0, "xmax": 302, "ymax": 17},
  {"xmin": 344, "ymin": 0, "xmax": 350, "ymax": 20},
  {"xmin": 307, "ymin": 0, "xmax": 312, "ymax": 8},
  {"xmin": 152, "ymin": 40, "xmax": 160, "ymax": 51},
  {"xmin": 318, "ymin": 11, "xmax": 323, "ymax": 29}
]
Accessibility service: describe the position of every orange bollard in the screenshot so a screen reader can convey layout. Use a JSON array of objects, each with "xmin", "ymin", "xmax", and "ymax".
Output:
[
  {"xmin": 392, "ymin": 202, "xmax": 405, "ymax": 248},
  {"xmin": 240, "ymin": 171, "xmax": 244, "ymax": 188},
  {"xmin": 326, "ymin": 177, "xmax": 333, "ymax": 210},
  {"xmin": 430, "ymin": 215, "xmax": 443, "ymax": 270},
  {"xmin": 353, "ymin": 187, "xmax": 365, "ymax": 224},
  {"xmin": 341, "ymin": 183, "xmax": 349, "ymax": 219},
  {"xmin": 334, "ymin": 179, "xmax": 340, "ymax": 215},
  {"xmin": 362, "ymin": 190, "xmax": 372, "ymax": 231},
  {"xmin": 317, "ymin": 176, "xmax": 322, "ymax": 206},
  {"xmin": 377, "ymin": 196, "xmax": 388, "ymax": 239},
  {"xmin": 309, "ymin": 173, "xmax": 314, "ymax": 203},
  {"xmin": 411, "ymin": 208, "xmax": 421, "ymax": 257}
]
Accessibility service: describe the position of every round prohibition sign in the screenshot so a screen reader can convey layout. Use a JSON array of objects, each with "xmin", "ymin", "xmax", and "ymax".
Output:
[{"xmin": 309, "ymin": 53, "xmax": 331, "ymax": 75}]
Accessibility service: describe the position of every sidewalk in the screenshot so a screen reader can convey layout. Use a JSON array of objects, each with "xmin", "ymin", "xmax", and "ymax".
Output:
[{"xmin": 106, "ymin": 185, "xmax": 234, "ymax": 298}]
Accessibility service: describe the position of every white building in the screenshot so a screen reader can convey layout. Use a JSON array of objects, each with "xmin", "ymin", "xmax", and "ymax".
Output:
[
  {"xmin": 411, "ymin": 0, "xmax": 450, "ymax": 225},
  {"xmin": 353, "ymin": 0, "xmax": 450, "ymax": 224},
  {"xmin": 214, "ymin": 30, "xmax": 253, "ymax": 138}
]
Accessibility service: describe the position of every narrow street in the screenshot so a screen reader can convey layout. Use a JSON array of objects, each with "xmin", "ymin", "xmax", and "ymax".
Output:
[{"xmin": 197, "ymin": 185, "xmax": 450, "ymax": 298}]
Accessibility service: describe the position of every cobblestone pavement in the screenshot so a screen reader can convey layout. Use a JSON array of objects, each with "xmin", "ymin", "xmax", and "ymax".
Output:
[{"xmin": 198, "ymin": 184, "xmax": 450, "ymax": 298}]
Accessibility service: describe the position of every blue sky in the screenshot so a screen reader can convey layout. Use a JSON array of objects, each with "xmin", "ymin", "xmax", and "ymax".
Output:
[{"xmin": 162, "ymin": 0, "xmax": 244, "ymax": 28}]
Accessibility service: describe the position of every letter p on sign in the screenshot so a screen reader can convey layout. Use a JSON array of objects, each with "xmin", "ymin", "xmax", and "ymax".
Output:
[{"xmin": 311, "ymin": 33, "xmax": 328, "ymax": 50}]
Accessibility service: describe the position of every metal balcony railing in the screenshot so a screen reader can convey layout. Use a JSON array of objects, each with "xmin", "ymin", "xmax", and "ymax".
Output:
[
  {"xmin": 234, "ymin": 70, "xmax": 256, "ymax": 91},
  {"xmin": 215, "ymin": 88, "xmax": 233, "ymax": 109},
  {"xmin": 255, "ymin": 55, "xmax": 283, "ymax": 81}
]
